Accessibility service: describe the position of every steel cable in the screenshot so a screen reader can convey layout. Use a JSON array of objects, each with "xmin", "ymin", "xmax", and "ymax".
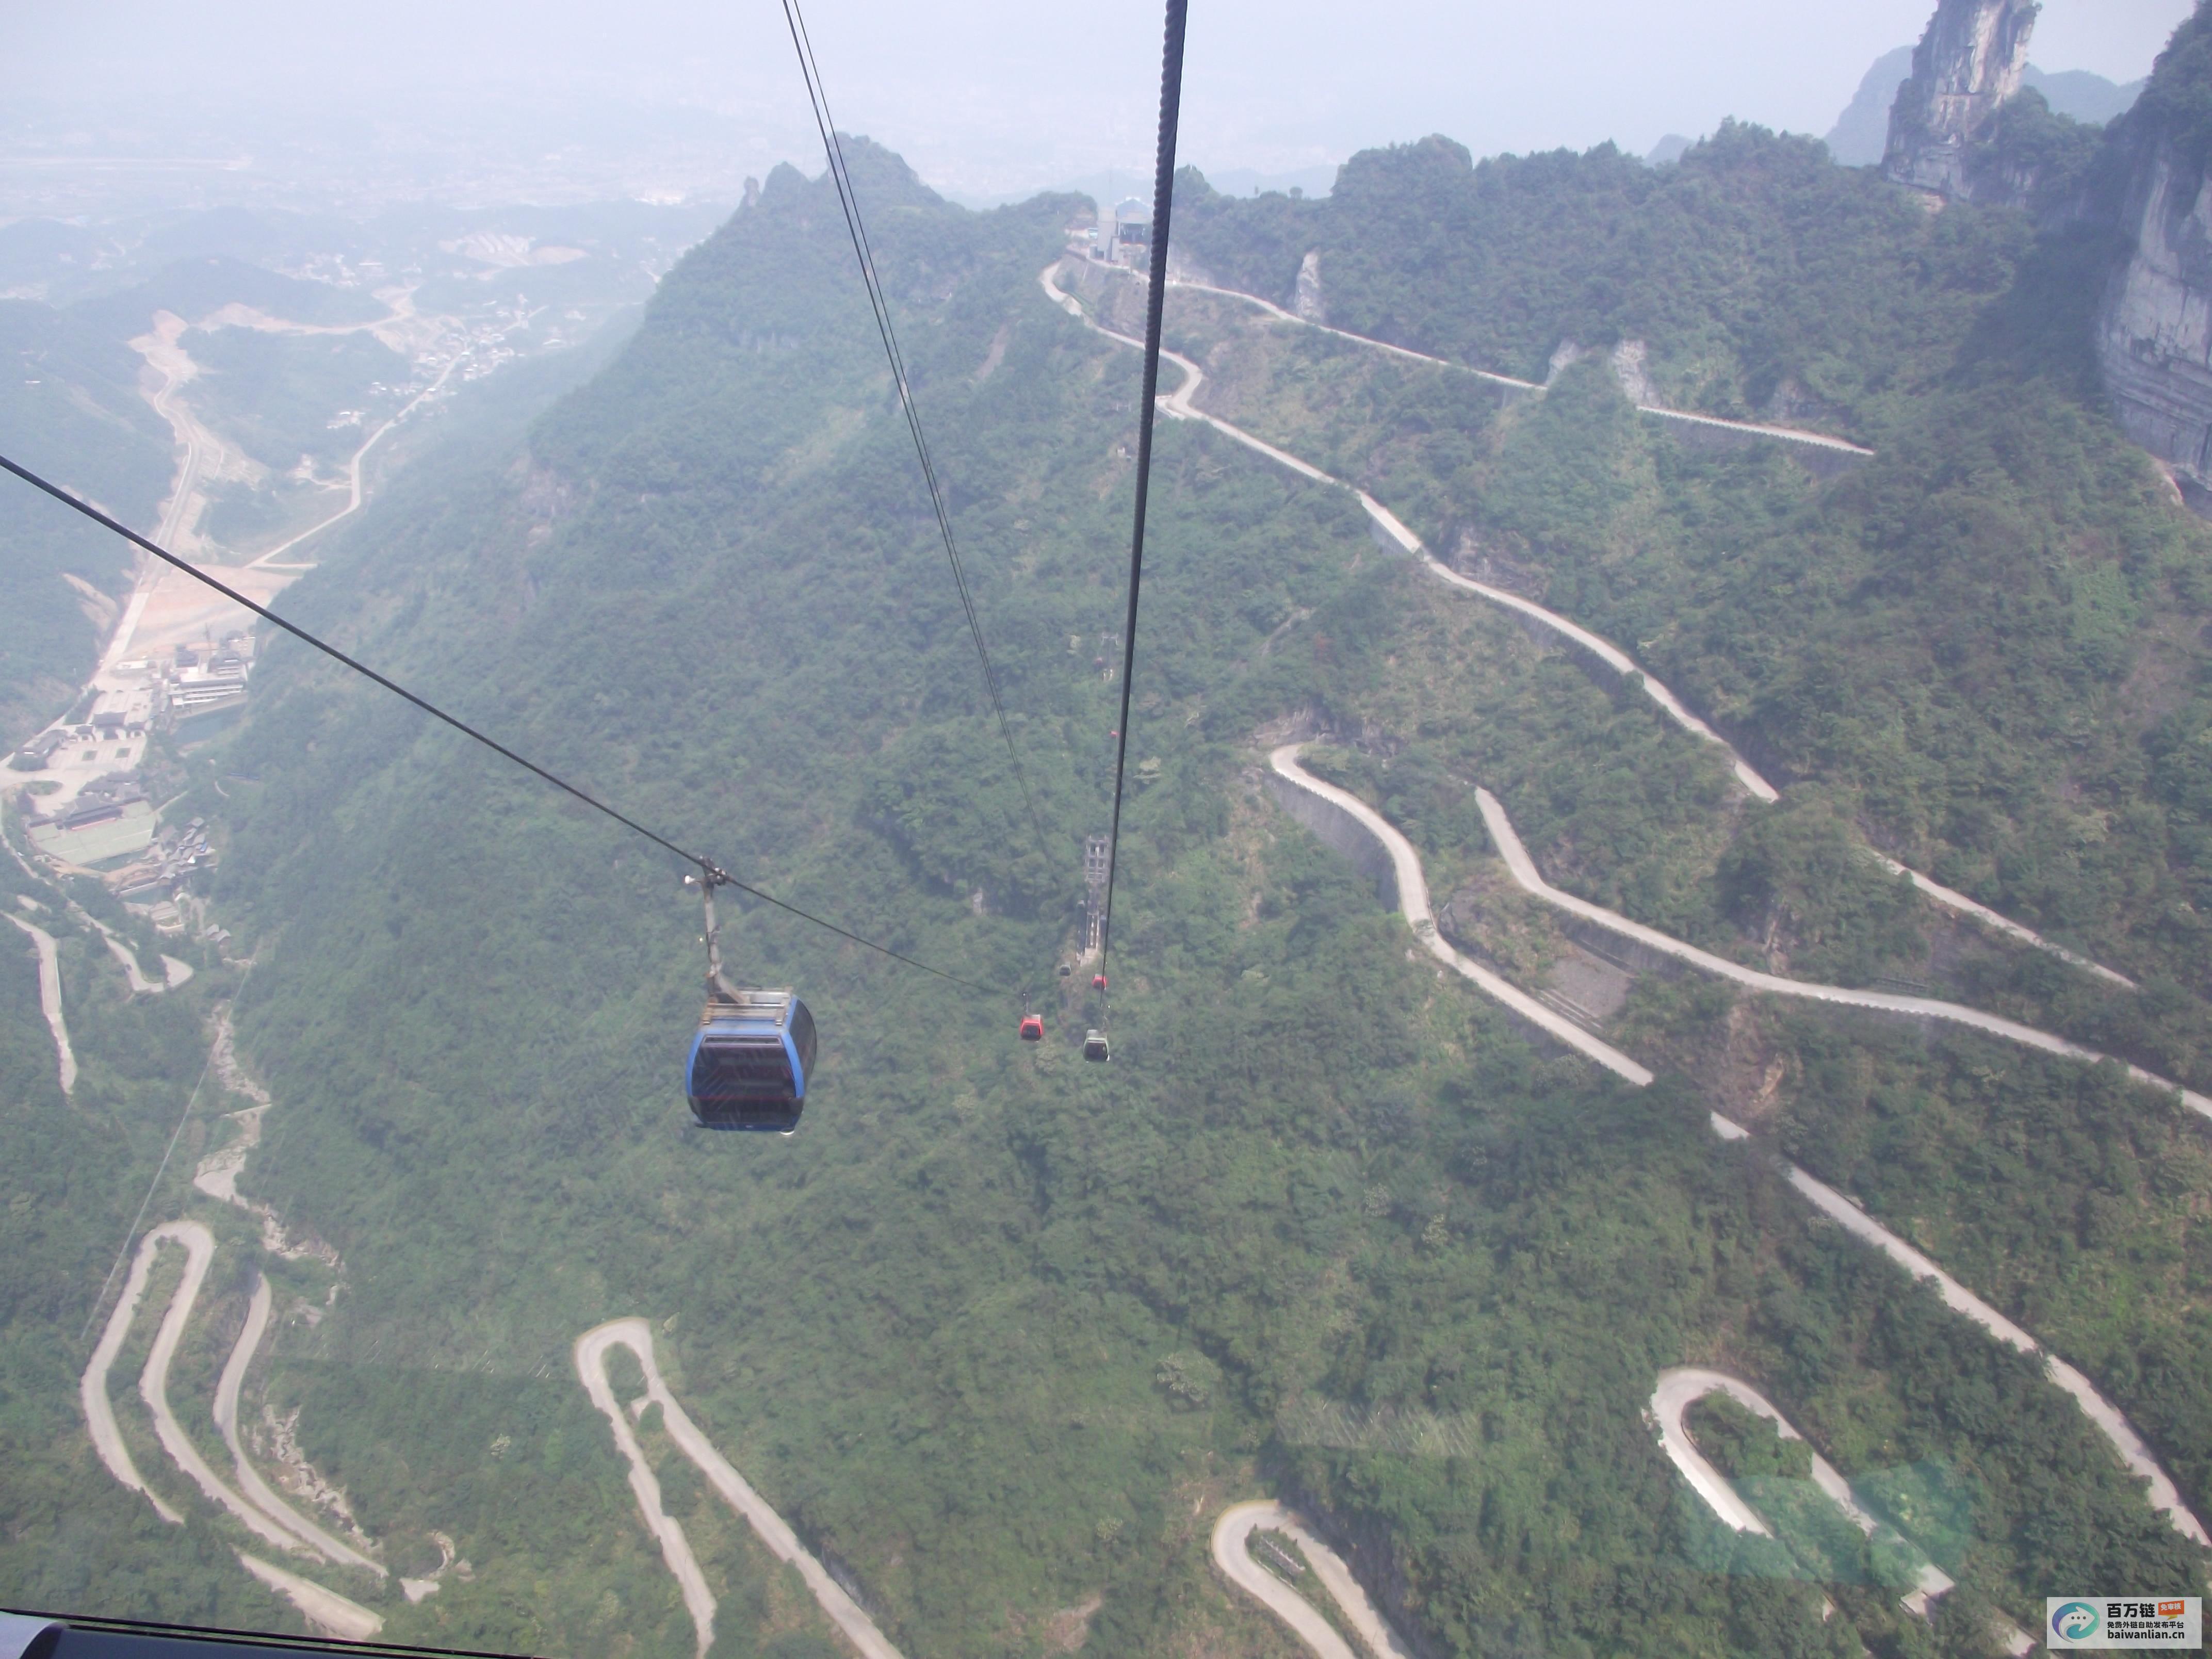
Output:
[
  {"xmin": 1097, "ymin": 0, "xmax": 1191, "ymax": 1002},
  {"xmin": 778, "ymin": 0, "xmax": 1059, "ymax": 882}
]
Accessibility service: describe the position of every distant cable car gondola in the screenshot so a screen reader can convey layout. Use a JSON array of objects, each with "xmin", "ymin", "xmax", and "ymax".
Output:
[
  {"xmin": 1083, "ymin": 1029, "xmax": 1110, "ymax": 1062},
  {"xmin": 683, "ymin": 871, "xmax": 816, "ymax": 1134},
  {"xmin": 1019, "ymin": 1013, "xmax": 1045, "ymax": 1042}
]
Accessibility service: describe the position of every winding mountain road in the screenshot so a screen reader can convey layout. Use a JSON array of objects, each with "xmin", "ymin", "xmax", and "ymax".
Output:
[
  {"xmin": 576, "ymin": 1319, "xmax": 906, "ymax": 1659},
  {"xmin": 80, "ymin": 1222, "xmax": 186, "ymax": 1525},
  {"xmin": 1651, "ymin": 1368, "xmax": 1954, "ymax": 1604},
  {"xmin": 86, "ymin": 1221, "xmax": 298, "ymax": 1551},
  {"xmin": 1266, "ymin": 743, "xmax": 1652, "ymax": 1083},
  {"xmin": 214, "ymin": 1274, "xmax": 385, "ymax": 1573},
  {"xmin": 1211, "ymin": 1501, "xmax": 1416, "ymax": 1659},
  {"xmin": 249, "ymin": 344, "xmax": 474, "ymax": 570},
  {"xmin": 1465, "ymin": 776, "xmax": 2210, "ymax": 1116},
  {"xmin": 1043, "ymin": 261, "xmax": 2138, "ymax": 991},
  {"xmin": 77, "ymin": 908, "xmax": 192, "ymax": 997},
  {"xmin": 1265, "ymin": 744, "xmax": 2210, "ymax": 1547},
  {"xmin": 1781, "ymin": 1162, "xmax": 2209, "ymax": 1544},
  {"xmin": 1648, "ymin": 1368, "xmax": 2051, "ymax": 1653},
  {"xmin": 7, "ymin": 913, "xmax": 75, "ymax": 1093},
  {"xmin": 1164, "ymin": 274, "xmax": 1874, "ymax": 456},
  {"xmin": 82, "ymin": 1221, "xmax": 392, "ymax": 1580}
]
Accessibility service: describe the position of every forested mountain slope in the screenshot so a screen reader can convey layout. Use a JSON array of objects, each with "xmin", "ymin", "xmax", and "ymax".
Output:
[
  {"xmin": 1169, "ymin": 119, "xmax": 2212, "ymax": 1054},
  {"xmin": 0, "ymin": 301, "xmax": 171, "ymax": 740},
  {"xmin": 1174, "ymin": 124, "xmax": 2062, "ymax": 442},
  {"xmin": 0, "ymin": 124, "xmax": 2181, "ymax": 1659}
]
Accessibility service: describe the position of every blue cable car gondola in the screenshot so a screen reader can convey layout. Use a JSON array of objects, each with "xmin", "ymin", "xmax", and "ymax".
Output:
[
  {"xmin": 683, "ymin": 870, "xmax": 816, "ymax": 1134},
  {"xmin": 687, "ymin": 987, "xmax": 816, "ymax": 1132}
]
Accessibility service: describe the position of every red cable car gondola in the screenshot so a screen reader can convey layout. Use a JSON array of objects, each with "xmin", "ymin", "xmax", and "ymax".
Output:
[{"xmin": 1019, "ymin": 1013, "xmax": 1044, "ymax": 1042}]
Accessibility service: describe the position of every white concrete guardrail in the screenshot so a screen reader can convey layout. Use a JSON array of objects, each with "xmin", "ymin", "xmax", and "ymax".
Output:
[
  {"xmin": 1264, "ymin": 745, "xmax": 2211, "ymax": 1548},
  {"xmin": 576, "ymin": 1319, "xmax": 907, "ymax": 1659},
  {"xmin": 1042, "ymin": 261, "xmax": 2138, "ymax": 992},
  {"xmin": 1211, "ymin": 1500, "xmax": 1417, "ymax": 1659}
]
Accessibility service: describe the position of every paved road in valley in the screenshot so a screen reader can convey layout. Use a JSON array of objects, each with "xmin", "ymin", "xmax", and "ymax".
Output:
[
  {"xmin": 576, "ymin": 1318, "xmax": 907, "ymax": 1659},
  {"xmin": 139, "ymin": 318, "xmax": 223, "ymax": 555}
]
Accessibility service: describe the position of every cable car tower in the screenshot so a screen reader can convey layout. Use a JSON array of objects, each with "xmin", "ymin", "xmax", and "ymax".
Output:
[{"xmin": 1082, "ymin": 836, "xmax": 1108, "ymax": 958}]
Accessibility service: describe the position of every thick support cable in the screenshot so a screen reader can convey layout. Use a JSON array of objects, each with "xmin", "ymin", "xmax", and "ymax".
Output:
[
  {"xmin": 1098, "ymin": 0, "xmax": 1190, "ymax": 994},
  {"xmin": 0, "ymin": 451, "xmax": 998, "ymax": 997},
  {"xmin": 778, "ymin": 0, "xmax": 1058, "ymax": 878}
]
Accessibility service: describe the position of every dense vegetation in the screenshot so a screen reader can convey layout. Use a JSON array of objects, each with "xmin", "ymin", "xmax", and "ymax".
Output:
[
  {"xmin": 1777, "ymin": 1017, "xmax": 2212, "ymax": 1527},
  {"xmin": 1, "ymin": 135, "xmax": 2173, "ymax": 1659},
  {"xmin": 1176, "ymin": 125, "xmax": 2050, "ymax": 442},
  {"xmin": 1162, "ymin": 124, "xmax": 2212, "ymax": 1062},
  {"xmin": 10, "ymin": 34, "xmax": 2212, "ymax": 1652}
]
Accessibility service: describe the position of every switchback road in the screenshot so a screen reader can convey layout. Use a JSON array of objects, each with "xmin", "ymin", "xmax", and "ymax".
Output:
[
  {"xmin": 1164, "ymin": 275, "xmax": 1875, "ymax": 456},
  {"xmin": 1467, "ymin": 779, "xmax": 2210, "ymax": 1117},
  {"xmin": 82, "ymin": 1220, "xmax": 391, "ymax": 1592},
  {"xmin": 1043, "ymin": 259, "xmax": 2134, "ymax": 991},
  {"xmin": 1211, "ymin": 1500, "xmax": 1416, "ymax": 1659},
  {"xmin": 576, "ymin": 1319, "xmax": 906, "ymax": 1659},
  {"xmin": 1265, "ymin": 744, "xmax": 2210, "ymax": 1547}
]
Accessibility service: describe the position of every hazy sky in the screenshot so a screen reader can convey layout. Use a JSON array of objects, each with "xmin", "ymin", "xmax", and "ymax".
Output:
[{"xmin": 3, "ymin": 0, "xmax": 2195, "ymax": 202}]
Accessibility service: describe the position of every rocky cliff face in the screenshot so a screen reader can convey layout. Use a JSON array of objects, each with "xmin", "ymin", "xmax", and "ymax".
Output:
[
  {"xmin": 2095, "ymin": 9, "xmax": 2212, "ymax": 500},
  {"xmin": 1882, "ymin": 0, "xmax": 2039, "ymax": 198},
  {"xmin": 2099, "ymin": 142, "xmax": 2212, "ymax": 493}
]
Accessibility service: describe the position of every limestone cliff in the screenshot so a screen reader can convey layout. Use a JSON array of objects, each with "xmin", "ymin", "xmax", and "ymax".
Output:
[
  {"xmin": 2099, "ymin": 143, "xmax": 2212, "ymax": 488},
  {"xmin": 1882, "ymin": 0, "xmax": 2039, "ymax": 198},
  {"xmin": 2097, "ymin": 9, "xmax": 2212, "ymax": 496}
]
